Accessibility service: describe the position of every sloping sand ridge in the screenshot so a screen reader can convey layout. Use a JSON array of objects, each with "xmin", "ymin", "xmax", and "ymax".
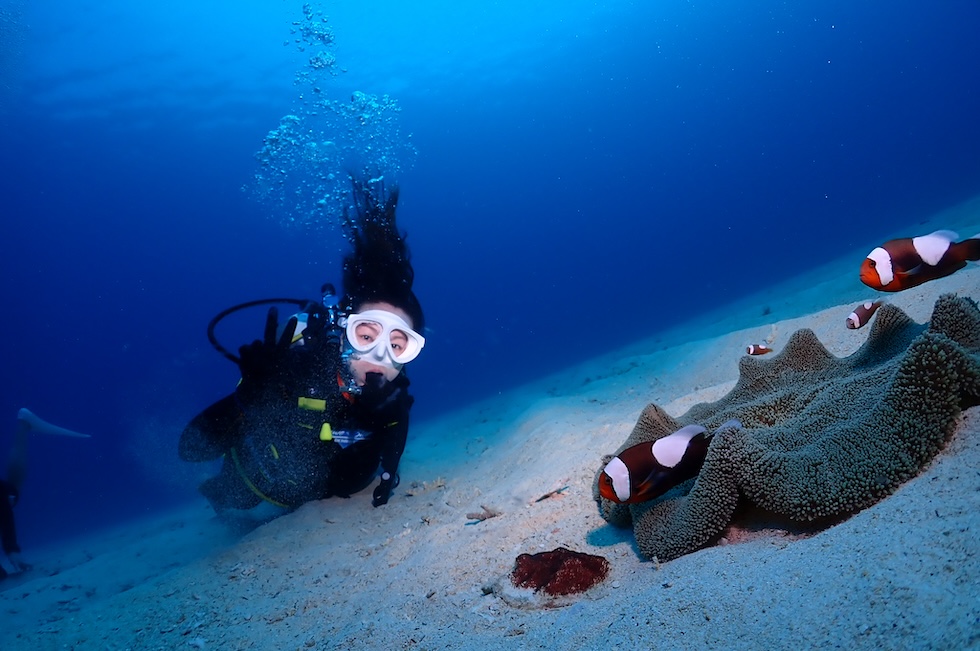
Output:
[{"xmin": 2, "ymin": 245, "xmax": 979, "ymax": 649}]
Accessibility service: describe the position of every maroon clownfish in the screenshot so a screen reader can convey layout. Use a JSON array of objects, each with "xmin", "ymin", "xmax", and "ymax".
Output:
[
  {"xmin": 860, "ymin": 230, "xmax": 980, "ymax": 292},
  {"xmin": 746, "ymin": 343, "xmax": 772, "ymax": 356},
  {"xmin": 845, "ymin": 300, "xmax": 883, "ymax": 330},
  {"xmin": 598, "ymin": 420, "xmax": 742, "ymax": 505}
]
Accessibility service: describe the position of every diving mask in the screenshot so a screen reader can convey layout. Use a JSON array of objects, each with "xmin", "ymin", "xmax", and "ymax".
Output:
[{"xmin": 341, "ymin": 309, "xmax": 425, "ymax": 368}]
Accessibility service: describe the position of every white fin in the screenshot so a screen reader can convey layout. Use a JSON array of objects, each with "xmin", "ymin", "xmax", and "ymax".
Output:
[{"xmin": 928, "ymin": 229, "xmax": 959, "ymax": 241}]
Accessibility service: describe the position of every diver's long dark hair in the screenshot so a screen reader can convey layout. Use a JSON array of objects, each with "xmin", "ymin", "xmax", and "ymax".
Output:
[{"xmin": 341, "ymin": 178, "xmax": 425, "ymax": 331}]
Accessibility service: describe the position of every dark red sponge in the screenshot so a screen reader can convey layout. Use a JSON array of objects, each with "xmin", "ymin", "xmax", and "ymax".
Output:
[{"xmin": 511, "ymin": 547, "xmax": 610, "ymax": 596}]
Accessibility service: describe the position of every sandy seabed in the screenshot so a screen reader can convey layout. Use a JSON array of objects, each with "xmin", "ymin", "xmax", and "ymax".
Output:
[{"xmin": 3, "ymin": 205, "xmax": 980, "ymax": 650}]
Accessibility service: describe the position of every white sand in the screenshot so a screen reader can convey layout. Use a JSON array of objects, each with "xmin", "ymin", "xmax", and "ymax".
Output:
[{"xmin": 2, "ymin": 213, "xmax": 979, "ymax": 649}]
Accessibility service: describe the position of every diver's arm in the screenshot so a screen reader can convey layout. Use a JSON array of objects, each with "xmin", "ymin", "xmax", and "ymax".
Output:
[
  {"xmin": 372, "ymin": 413, "xmax": 408, "ymax": 507},
  {"xmin": 379, "ymin": 415, "xmax": 409, "ymax": 475},
  {"xmin": 367, "ymin": 374, "xmax": 413, "ymax": 507},
  {"xmin": 0, "ymin": 479, "xmax": 20, "ymax": 556}
]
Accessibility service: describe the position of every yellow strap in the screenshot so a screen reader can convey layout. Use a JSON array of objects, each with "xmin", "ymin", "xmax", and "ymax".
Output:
[{"xmin": 229, "ymin": 447, "xmax": 288, "ymax": 508}]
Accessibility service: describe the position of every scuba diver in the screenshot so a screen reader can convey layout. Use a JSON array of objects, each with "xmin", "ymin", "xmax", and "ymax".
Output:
[
  {"xmin": 179, "ymin": 180, "xmax": 425, "ymax": 514},
  {"xmin": 1, "ymin": 408, "xmax": 91, "ymax": 580},
  {"xmin": 0, "ymin": 476, "xmax": 24, "ymax": 580}
]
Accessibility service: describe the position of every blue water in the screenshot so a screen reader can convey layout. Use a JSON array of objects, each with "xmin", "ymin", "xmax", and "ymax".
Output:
[{"xmin": 1, "ymin": 0, "xmax": 979, "ymax": 548}]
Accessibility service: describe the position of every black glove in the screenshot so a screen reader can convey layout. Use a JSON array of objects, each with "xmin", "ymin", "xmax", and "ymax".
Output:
[
  {"xmin": 372, "ymin": 472, "xmax": 399, "ymax": 507},
  {"xmin": 236, "ymin": 307, "xmax": 298, "ymax": 391}
]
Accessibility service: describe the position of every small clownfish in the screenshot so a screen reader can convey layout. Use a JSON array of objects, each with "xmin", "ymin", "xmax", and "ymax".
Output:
[
  {"xmin": 599, "ymin": 420, "xmax": 742, "ymax": 505},
  {"xmin": 746, "ymin": 343, "xmax": 772, "ymax": 356},
  {"xmin": 846, "ymin": 300, "xmax": 884, "ymax": 330},
  {"xmin": 860, "ymin": 230, "xmax": 980, "ymax": 292}
]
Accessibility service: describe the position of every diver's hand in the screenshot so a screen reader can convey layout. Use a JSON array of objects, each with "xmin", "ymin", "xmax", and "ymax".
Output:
[
  {"xmin": 372, "ymin": 472, "xmax": 399, "ymax": 507},
  {"xmin": 237, "ymin": 307, "xmax": 298, "ymax": 387}
]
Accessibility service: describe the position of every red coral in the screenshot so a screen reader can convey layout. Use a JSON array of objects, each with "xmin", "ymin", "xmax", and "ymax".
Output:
[{"xmin": 511, "ymin": 547, "xmax": 610, "ymax": 596}]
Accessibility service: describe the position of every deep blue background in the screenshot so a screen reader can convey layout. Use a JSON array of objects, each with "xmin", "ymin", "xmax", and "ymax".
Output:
[{"xmin": 1, "ymin": 0, "xmax": 979, "ymax": 547}]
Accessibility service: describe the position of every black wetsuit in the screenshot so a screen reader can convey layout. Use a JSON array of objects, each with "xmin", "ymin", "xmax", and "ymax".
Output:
[
  {"xmin": 0, "ymin": 479, "xmax": 19, "ymax": 578},
  {"xmin": 179, "ymin": 341, "xmax": 413, "ymax": 513}
]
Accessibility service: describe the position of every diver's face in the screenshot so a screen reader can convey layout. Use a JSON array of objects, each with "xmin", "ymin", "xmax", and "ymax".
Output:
[{"xmin": 346, "ymin": 301, "xmax": 414, "ymax": 385}]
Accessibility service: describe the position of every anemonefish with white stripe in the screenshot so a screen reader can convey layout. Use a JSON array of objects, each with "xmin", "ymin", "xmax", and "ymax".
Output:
[
  {"xmin": 599, "ymin": 420, "xmax": 742, "ymax": 504},
  {"xmin": 860, "ymin": 230, "xmax": 980, "ymax": 292},
  {"xmin": 845, "ymin": 300, "xmax": 883, "ymax": 330},
  {"xmin": 746, "ymin": 343, "xmax": 772, "ymax": 356}
]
